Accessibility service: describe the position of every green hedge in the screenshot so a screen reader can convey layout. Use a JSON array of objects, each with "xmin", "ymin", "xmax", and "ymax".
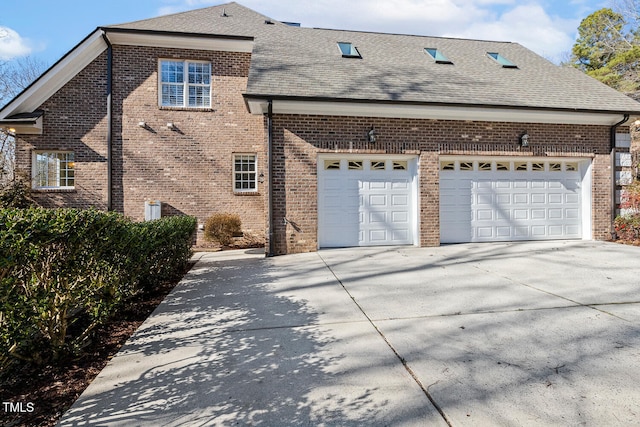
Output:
[{"xmin": 0, "ymin": 208, "xmax": 196, "ymax": 370}]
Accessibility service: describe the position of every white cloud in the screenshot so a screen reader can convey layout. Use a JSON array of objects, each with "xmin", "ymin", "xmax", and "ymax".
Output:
[
  {"xmin": 0, "ymin": 26, "xmax": 32, "ymax": 60},
  {"xmin": 444, "ymin": 3, "xmax": 578, "ymax": 62}
]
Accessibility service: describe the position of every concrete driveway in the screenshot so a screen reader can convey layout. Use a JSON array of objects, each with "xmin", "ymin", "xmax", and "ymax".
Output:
[{"xmin": 60, "ymin": 241, "xmax": 640, "ymax": 426}]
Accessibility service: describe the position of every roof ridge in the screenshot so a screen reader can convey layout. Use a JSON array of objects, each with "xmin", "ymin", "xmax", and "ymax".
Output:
[{"xmin": 105, "ymin": 1, "xmax": 281, "ymax": 29}]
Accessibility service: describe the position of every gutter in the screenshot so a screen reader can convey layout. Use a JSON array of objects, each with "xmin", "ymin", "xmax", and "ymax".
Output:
[
  {"xmin": 267, "ymin": 100, "xmax": 274, "ymax": 257},
  {"xmin": 102, "ymin": 32, "xmax": 114, "ymax": 212},
  {"xmin": 610, "ymin": 114, "xmax": 630, "ymax": 239}
]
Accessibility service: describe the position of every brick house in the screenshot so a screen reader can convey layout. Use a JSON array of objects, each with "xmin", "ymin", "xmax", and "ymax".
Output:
[{"xmin": 1, "ymin": 2, "xmax": 639, "ymax": 255}]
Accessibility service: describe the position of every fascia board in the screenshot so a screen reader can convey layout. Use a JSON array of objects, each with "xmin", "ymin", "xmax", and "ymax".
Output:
[
  {"xmin": 0, "ymin": 30, "xmax": 107, "ymax": 119},
  {"xmin": 105, "ymin": 31, "xmax": 254, "ymax": 53},
  {"xmin": 246, "ymin": 98, "xmax": 630, "ymax": 126}
]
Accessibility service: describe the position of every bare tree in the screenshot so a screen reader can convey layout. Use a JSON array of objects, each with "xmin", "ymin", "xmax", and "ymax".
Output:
[
  {"xmin": 614, "ymin": 0, "xmax": 640, "ymax": 28},
  {"xmin": 0, "ymin": 56, "xmax": 47, "ymax": 189}
]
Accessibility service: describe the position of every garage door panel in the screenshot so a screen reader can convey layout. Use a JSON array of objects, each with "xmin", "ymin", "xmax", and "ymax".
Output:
[
  {"xmin": 531, "ymin": 193, "xmax": 546, "ymax": 204},
  {"xmin": 319, "ymin": 156, "xmax": 415, "ymax": 247},
  {"xmin": 369, "ymin": 195, "xmax": 387, "ymax": 206},
  {"xmin": 392, "ymin": 211, "xmax": 409, "ymax": 223},
  {"xmin": 441, "ymin": 158, "xmax": 585, "ymax": 243}
]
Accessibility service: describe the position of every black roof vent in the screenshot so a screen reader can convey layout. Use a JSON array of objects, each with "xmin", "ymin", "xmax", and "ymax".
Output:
[
  {"xmin": 265, "ymin": 19, "xmax": 275, "ymax": 25},
  {"xmin": 221, "ymin": 8, "xmax": 229, "ymax": 17}
]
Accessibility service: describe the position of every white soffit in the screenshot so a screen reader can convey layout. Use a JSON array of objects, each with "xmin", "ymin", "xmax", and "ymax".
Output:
[
  {"xmin": 106, "ymin": 31, "xmax": 254, "ymax": 53},
  {"xmin": 246, "ymin": 99, "xmax": 628, "ymax": 126}
]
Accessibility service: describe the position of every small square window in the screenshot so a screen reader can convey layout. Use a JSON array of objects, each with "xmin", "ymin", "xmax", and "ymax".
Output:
[
  {"xmin": 478, "ymin": 162, "xmax": 492, "ymax": 171},
  {"xmin": 371, "ymin": 161, "xmax": 386, "ymax": 171},
  {"xmin": 324, "ymin": 160, "xmax": 341, "ymax": 170},
  {"xmin": 348, "ymin": 160, "xmax": 364, "ymax": 170},
  {"xmin": 496, "ymin": 162, "xmax": 510, "ymax": 171},
  {"xmin": 487, "ymin": 52, "xmax": 518, "ymax": 68},
  {"xmin": 33, "ymin": 151, "xmax": 75, "ymax": 189},
  {"xmin": 393, "ymin": 161, "xmax": 408, "ymax": 171},
  {"xmin": 440, "ymin": 161, "xmax": 455, "ymax": 171},
  {"xmin": 460, "ymin": 162, "xmax": 474, "ymax": 171},
  {"xmin": 338, "ymin": 42, "xmax": 361, "ymax": 58},
  {"xmin": 531, "ymin": 162, "xmax": 545, "ymax": 172},
  {"xmin": 515, "ymin": 162, "xmax": 528, "ymax": 171},
  {"xmin": 234, "ymin": 154, "xmax": 257, "ymax": 192},
  {"xmin": 566, "ymin": 162, "xmax": 578, "ymax": 172},
  {"xmin": 549, "ymin": 163, "xmax": 562, "ymax": 172},
  {"xmin": 425, "ymin": 48, "xmax": 453, "ymax": 64}
]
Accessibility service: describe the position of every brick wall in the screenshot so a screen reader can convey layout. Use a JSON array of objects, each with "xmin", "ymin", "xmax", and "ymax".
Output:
[
  {"xmin": 16, "ymin": 52, "xmax": 110, "ymax": 210},
  {"xmin": 17, "ymin": 45, "xmax": 267, "ymax": 242},
  {"xmin": 270, "ymin": 115, "xmax": 612, "ymax": 254}
]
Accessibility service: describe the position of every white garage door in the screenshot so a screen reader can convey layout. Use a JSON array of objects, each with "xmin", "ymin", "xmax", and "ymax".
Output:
[
  {"xmin": 318, "ymin": 156, "xmax": 417, "ymax": 248},
  {"xmin": 440, "ymin": 158, "xmax": 590, "ymax": 243}
]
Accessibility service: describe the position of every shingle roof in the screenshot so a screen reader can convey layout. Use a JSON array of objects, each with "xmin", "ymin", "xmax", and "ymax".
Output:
[
  {"xmin": 101, "ymin": 2, "xmax": 640, "ymax": 114},
  {"xmin": 105, "ymin": 2, "xmax": 288, "ymax": 38},
  {"xmin": 246, "ymin": 27, "xmax": 640, "ymax": 113},
  {"xmin": 56, "ymin": 2, "xmax": 640, "ymax": 115}
]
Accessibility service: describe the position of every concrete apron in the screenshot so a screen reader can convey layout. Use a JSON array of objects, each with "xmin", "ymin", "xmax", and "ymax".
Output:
[{"xmin": 59, "ymin": 241, "xmax": 640, "ymax": 426}]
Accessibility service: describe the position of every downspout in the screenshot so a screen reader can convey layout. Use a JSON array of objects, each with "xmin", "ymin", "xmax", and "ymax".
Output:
[
  {"xmin": 102, "ymin": 32, "xmax": 113, "ymax": 212},
  {"xmin": 610, "ymin": 114, "xmax": 629, "ymax": 239},
  {"xmin": 267, "ymin": 100, "xmax": 274, "ymax": 257}
]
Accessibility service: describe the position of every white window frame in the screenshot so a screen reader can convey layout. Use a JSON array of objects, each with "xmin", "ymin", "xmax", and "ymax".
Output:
[
  {"xmin": 233, "ymin": 154, "xmax": 258, "ymax": 193},
  {"xmin": 32, "ymin": 151, "xmax": 75, "ymax": 190},
  {"xmin": 158, "ymin": 59, "xmax": 212, "ymax": 108}
]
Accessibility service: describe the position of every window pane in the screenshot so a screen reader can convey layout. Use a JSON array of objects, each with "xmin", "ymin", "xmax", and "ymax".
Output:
[
  {"xmin": 162, "ymin": 84, "xmax": 184, "ymax": 106},
  {"xmin": 188, "ymin": 63, "xmax": 211, "ymax": 84},
  {"xmin": 188, "ymin": 86, "xmax": 210, "ymax": 107},
  {"xmin": 161, "ymin": 61, "xmax": 184, "ymax": 83}
]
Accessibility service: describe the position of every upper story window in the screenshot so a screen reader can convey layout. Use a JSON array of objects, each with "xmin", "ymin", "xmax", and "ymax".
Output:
[
  {"xmin": 159, "ymin": 59, "xmax": 211, "ymax": 108},
  {"xmin": 33, "ymin": 151, "xmax": 75, "ymax": 190},
  {"xmin": 487, "ymin": 52, "xmax": 518, "ymax": 68},
  {"xmin": 425, "ymin": 48, "xmax": 453, "ymax": 64},
  {"xmin": 337, "ymin": 42, "xmax": 361, "ymax": 58}
]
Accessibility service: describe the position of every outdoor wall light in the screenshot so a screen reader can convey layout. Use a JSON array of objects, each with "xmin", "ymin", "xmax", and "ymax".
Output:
[
  {"xmin": 138, "ymin": 121, "xmax": 146, "ymax": 128},
  {"xmin": 166, "ymin": 122, "xmax": 175, "ymax": 130},
  {"xmin": 8, "ymin": 127, "xmax": 16, "ymax": 134},
  {"xmin": 519, "ymin": 132, "xmax": 530, "ymax": 147},
  {"xmin": 258, "ymin": 172, "xmax": 265, "ymax": 183},
  {"xmin": 367, "ymin": 126, "xmax": 377, "ymax": 143}
]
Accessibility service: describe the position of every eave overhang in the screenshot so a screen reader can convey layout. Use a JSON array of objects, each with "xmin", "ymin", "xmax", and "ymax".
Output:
[
  {"xmin": 244, "ymin": 95, "xmax": 640, "ymax": 126},
  {"xmin": 101, "ymin": 27, "xmax": 254, "ymax": 53},
  {"xmin": 0, "ymin": 111, "xmax": 44, "ymax": 135}
]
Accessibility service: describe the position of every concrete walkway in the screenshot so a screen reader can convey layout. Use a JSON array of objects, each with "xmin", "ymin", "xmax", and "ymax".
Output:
[{"xmin": 59, "ymin": 241, "xmax": 640, "ymax": 426}]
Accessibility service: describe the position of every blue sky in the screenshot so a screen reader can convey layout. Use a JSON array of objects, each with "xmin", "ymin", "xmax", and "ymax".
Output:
[{"xmin": 0, "ymin": 0, "xmax": 610, "ymax": 66}]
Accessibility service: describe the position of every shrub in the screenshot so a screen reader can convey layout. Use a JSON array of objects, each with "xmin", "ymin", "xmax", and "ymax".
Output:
[
  {"xmin": 0, "ymin": 208, "xmax": 196, "ymax": 371},
  {"xmin": 0, "ymin": 171, "xmax": 34, "ymax": 209},
  {"xmin": 134, "ymin": 215, "xmax": 197, "ymax": 292},
  {"xmin": 204, "ymin": 213, "xmax": 242, "ymax": 246}
]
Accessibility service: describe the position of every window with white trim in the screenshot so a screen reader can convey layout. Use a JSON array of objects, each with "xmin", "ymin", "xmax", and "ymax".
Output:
[
  {"xmin": 33, "ymin": 151, "xmax": 75, "ymax": 189},
  {"xmin": 159, "ymin": 59, "xmax": 211, "ymax": 108},
  {"xmin": 234, "ymin": 154, "xmax": 257, "ymax": 192}
]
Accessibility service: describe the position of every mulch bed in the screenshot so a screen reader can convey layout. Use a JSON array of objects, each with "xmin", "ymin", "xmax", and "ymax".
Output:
[{"xmin": 0, "ymin": 266, "xmax": 191, "ymax": 427}]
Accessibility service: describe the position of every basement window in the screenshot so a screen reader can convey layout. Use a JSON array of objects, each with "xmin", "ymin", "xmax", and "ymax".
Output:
[
  {"xmin": 487, "ymin": 52, "xmax": 518, "ymax": 68},
  {"xmin": 338, "ymin": 42, "xmax": 362, "ymax": 58},
  {"xmin": 425, "ymin": 48, "xmax": 453, "ymax": 64}
]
